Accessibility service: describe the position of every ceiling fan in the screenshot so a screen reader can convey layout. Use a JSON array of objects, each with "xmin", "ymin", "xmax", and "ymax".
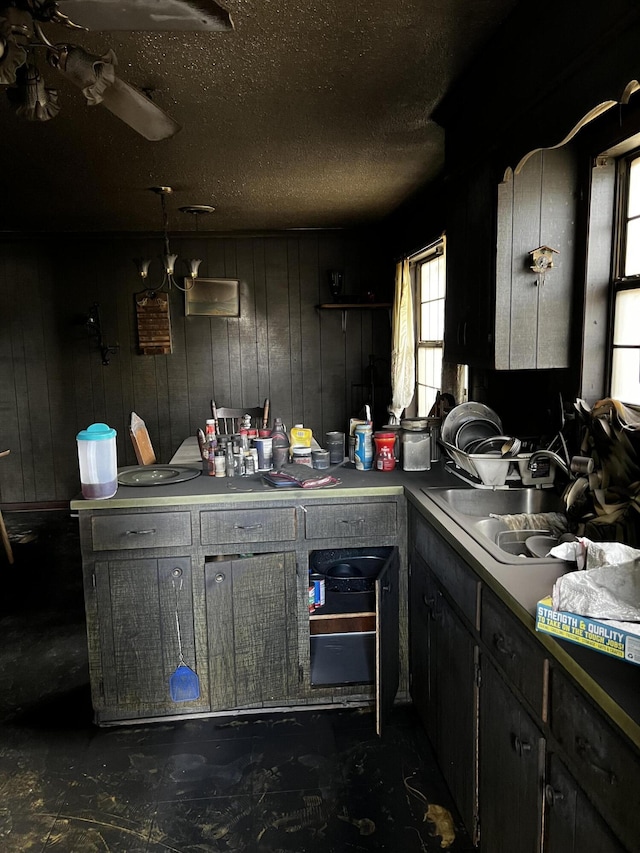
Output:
[{"xmin": 0, "ymin": 0, "xmax": 233, "ymax": 140}]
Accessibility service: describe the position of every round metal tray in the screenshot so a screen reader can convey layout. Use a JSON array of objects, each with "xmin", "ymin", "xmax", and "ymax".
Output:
[{"xmin": 117, "ymin": 465, "xmax": 201, "ymax": 486}]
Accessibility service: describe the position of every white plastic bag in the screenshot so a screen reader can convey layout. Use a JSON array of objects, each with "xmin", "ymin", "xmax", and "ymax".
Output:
[{"xmin": 551, "ymin": 538, "xmax": 640, "ymax": 621}]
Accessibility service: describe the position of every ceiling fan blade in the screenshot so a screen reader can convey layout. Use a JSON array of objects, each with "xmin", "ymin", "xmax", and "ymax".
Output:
[
  {"xmin": 99, "ymin": 76, "xmax": 182, "ymax": 140},
  {"xmin": 55, "ymin": 0, "xmax": 233, "ymax": 32},
  {"xmin": 57, "ymin": 46, "xmax": 181, "ymax": 140}
]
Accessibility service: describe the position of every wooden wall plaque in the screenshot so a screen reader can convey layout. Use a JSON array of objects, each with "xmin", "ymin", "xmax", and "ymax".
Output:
[{"xmin": 135, "ymin": 290, "xmax": 172, "ymax": 355}]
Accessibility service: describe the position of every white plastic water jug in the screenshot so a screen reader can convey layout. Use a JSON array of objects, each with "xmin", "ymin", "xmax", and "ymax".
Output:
[{"xmin": 76, "ymin": 423, "xmax": 118, "ymax": 499}]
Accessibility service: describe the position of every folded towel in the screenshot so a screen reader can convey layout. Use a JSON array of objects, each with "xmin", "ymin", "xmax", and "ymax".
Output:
[{"xmin": 489, "ymin": 511, "xmax": 568, "ymax": 537}]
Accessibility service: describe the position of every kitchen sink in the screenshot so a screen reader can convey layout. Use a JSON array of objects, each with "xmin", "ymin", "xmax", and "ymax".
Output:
[{"xmin": 421, "ymin": 486, "xmax": 568, "ymax": 565}]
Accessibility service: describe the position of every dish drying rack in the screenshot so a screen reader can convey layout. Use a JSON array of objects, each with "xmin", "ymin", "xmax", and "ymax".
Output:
[{"xmin": 440, "ymin": 441, "xmax": 556, "ymax": 489}]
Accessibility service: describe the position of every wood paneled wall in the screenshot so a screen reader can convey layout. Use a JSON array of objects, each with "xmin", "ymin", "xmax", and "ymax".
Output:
[{"xmin": 0, "ymin": 231, "xmax": 392, "ymax": 504}]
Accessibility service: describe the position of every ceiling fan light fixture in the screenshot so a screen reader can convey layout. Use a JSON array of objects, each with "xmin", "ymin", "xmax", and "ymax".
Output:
[
  {"xmin": 9, "ymin": 62, "xmax": 60, "ymax": 120},
  {"xmin": 61, "ymin": 45, "xmax": 116, "ymax": 105}
]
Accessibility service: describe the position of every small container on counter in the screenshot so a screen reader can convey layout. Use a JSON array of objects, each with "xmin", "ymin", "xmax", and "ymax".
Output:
[
  {"xmin": 214, "ymin": 451, "xmax": 226, "ymax": 477},
  {"xmin": 325, "ymin": 431, "xmax": 345, "ymax": 464},
  {"xmin": 291, "ymin": 445, "xmax": 312, "ymax": 465},
  {"xmin": 400, "ymin": 418, "xmax": 432, "ymax": 471},
  {"xmin": 254, "ymin": 437, "xmax": 273, "ymax": 470},
  {"xmin": 312, "ymin": 449, "xmax": 330, "ymax": 469},
  {"xmin": 76, "ymin": 423, "xmax": 118, "ymax": 499},
  {"xmin": 290, "ymin": 424, "xmax": 313, "ymax": 449},
  {"xmin": 271, "ymin": 417, "xmax": 290, "ymax": 469},
  {"xmin": 354, "ymin": 423, "xmax": 373, "ymax": 471},
  {"xmin": 381, "ymin": 423, "xmax": 401, "ymax": 464},
  {"xmin": 374, "ymin": 431, "xmax": 397, "ymax": 471}
]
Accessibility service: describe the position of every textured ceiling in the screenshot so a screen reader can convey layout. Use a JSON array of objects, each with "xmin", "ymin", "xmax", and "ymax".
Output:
[{"xmin": 0, "ymin": 0, "xmax": 520, "ymax": 233}]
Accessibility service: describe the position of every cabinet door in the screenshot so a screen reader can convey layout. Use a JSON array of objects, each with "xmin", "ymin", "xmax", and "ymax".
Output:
[
  {"xmin": 549, "ymin": 668, "xmax": 640, "ymax": 852},
  {"xmin": 409, "ymin": 551, "xmax": 437, "ymax": 735},
  {"xmin": 495, "ymin": 147, "xmax": 577, "ymax": 370},
  {"xmin": 93, "ymin": 556, "xmax": 209, "ymax": 721},
  {"xmin": 479, "ymin": 657, "xmax": 543, "ymax": 853},
  {"xmin": 410, "ymin": 551, "xmax": 478, "ymax": 838},
  {"xmin": 205, "ymin": 552, "xmax": 298, "ymax": 711},
  {"xmin": 375, "ymin": 546, "xmax": 399, "ymax": 736},
  {"xmin": 545, "ymin": 754, "xmax": 626, "ymax": 853},
  {"xmin": 444, "ymin": 165, "xmax": 496, "ymax": 367}
]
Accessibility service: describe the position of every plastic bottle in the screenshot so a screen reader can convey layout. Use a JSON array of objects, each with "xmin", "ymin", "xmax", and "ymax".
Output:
[
  {"xmin": 374, "ymin": 431, "xmax": 396, "ymax": 471},
  {"xmin": 354, "ymin": 423, "xmax": 373, "ymax": 471},
  {"xmin": 290, "ymin": 423, "xmax": 312, "ymax": 448},
  {"xmin": 226, "ymin": 440, "xmax": 235, "ymax": 477},
  {"xmin": 214, "ymin": 450, "xmax": 226, "ymax": 477},
  {"xmin": 271, "ymin": 417, "xmax": 290, "ymax": 469},
  {"xmin": 76, "ymin": 423, "xmax": 118, "ymax": 499}
]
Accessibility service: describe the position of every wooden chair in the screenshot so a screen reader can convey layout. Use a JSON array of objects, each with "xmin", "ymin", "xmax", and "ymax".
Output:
[
  {"xmin": 0, "ymin": 450, "xmax": 14, "ymax": 564},
  {"xmin": 129, "ymin": 412, "xmax": 157, "ymax": 465},
  {"xmin": 212, "ymin": 399, "xmax": 270, "ymax": 434}
]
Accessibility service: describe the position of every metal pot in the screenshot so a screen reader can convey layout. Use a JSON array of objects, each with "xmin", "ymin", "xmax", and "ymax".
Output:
[{"xmin": 323, "ymin": 556, "xmax": 386, "ymax": 592}]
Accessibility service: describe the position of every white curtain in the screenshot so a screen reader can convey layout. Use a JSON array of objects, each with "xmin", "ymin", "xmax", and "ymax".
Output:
[{"xmin": 389, "ymin": 258, "xmax": 415, "ymax": 423}]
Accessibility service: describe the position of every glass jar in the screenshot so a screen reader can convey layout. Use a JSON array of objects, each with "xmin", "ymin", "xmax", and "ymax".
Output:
[{"xmin": 400, "ymin": 419, "xmax": 432, "ymax": 471}]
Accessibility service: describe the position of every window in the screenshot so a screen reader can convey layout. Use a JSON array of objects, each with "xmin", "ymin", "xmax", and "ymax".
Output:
[
  {"xmin": 612, "ymin": 152, "xmax": 640, "ymax": 404},
  {"xmin": 414, "ymin": 242, "xmax": 445, "ymax": 416}
]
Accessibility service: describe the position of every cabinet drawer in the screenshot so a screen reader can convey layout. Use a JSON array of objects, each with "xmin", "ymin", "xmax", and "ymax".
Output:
[
  {"xmin": 481, "ymin": 588, "xmax": 546, "ymax": 716},
  {"xmin": 550, "ymin": 669, "xmax": 640, "ymax": 852},
  {"xmin": 201, "ymin": 508, "xmax": 297, "ymax": 545},
  {"xmin": 91, "ymin": 512, "xmax": 191, "ymax": 551},
  {"xmin": 304, "ymin": 502, "xmax": 396, "ymax": 539}
]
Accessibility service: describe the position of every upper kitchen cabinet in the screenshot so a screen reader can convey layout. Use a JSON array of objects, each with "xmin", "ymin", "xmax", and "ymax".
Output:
[{"xmin": 445, "ymin": 146, "xmax": 578, "ymax": 370}]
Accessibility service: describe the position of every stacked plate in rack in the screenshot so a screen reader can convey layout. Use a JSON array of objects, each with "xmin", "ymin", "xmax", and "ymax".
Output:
[{"xmin": 442, "ymin": 402, "xmax": 503, "ymax": 452}]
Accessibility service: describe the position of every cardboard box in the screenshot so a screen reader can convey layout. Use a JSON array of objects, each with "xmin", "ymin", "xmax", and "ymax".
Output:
[{"xmin": 536, "ymin": 596, "xmax": 640, "ymax": 666}]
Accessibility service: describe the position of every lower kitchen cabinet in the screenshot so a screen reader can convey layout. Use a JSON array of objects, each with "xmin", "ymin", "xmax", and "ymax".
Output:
[
  {"xmin": 478, "ymin": 656, "xmax": 544, "ymax": 853},
  {"xmin": 549, "ymin": 667, "xmax": 640, "ymax": 853},
  {"xmin": 407, "ymin": 503, "xmax": 639, "ymax": 853},
  {"xmin": 205, "ymin": 552, "xmax": 299, "ymax": 711},
  {"xmin": 90, "ymin": 556, "xmax": 210, "ymax": 723},
  {"xmin": 410, "ymin": 549, "xmax": 478, "ymax": 839},
  {"xmin": 545, "ymin": 754, "xmax": 623, "ymax": 853},
  {"xmin": 78, "ymin": 492, "xmax": 407, "ymax": 725}
]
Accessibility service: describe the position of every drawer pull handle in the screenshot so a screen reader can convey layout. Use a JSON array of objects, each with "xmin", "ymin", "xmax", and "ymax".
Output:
[
  {"xmin": 340, "ymin": 518, "xmax": 364, "ymax": 525},
  {"xmin": 493, "ymin": 633, "xmax": 515, "ymax": 660},
  {"xmin": 214, "ymin": 572, "xmax": 226, "ymax": 583},
  {"xmin": 544, "ymin": 784, "xmax": 564, "ymax": 807},
  {"xmin": 514, "ymin": 735, "xmax": 532, "ymax": 756},
  {"xmin": 125, "ymin": 528, "xmax": 156, "ymax": 536},
  {"xmin": 234, "ymin": 523, "xmax": 263, "ymax": 530},
  {"xmin": 575, "ymin": 736, "xmax": 617, "ymax": 785}
]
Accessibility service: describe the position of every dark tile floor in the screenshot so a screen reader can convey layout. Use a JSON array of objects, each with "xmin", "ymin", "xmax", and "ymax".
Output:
[{"xmin": 0, "ymin": 510, "xmax": 476, "ymax": 852}]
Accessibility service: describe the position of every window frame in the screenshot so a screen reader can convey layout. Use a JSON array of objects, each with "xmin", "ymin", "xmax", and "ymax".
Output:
[
  {"xmin": 608, "ymin": 149, "xmax": 640, "ymax": 404},
  {"xmin": 411, "ymin": 238, "xmax": 446, "ymax": 417}
]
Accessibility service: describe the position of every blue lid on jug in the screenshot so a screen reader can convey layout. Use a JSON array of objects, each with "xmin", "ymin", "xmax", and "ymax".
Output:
[{"xmin": 76, "ymin": 423, "xmax": 117, "ymax": 441}]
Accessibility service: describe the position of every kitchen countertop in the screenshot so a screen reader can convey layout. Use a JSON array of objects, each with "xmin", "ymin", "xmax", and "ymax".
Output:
[{"xmin": 70, "ymin": 458, "xmax": 640, "ymax": 749}]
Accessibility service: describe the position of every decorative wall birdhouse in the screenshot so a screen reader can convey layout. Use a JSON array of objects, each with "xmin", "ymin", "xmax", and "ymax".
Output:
[{"xmin": 529, "ymin": 245, "xmax": 558, "ymax": 273}]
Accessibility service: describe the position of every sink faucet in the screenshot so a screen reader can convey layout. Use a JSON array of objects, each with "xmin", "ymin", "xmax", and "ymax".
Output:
[{"xmin": 527, "ymin": 450, "xmax": 572, "ymax": 481}]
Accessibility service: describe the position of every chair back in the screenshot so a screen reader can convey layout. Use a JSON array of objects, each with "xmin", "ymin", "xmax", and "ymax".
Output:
[
  {"xmin": 212, "ymin": 399, "xmax": 269, "ymax": 435},
  {"xmin": 129, "ymin": 412, "xmax": 157, "ymax": 465}
]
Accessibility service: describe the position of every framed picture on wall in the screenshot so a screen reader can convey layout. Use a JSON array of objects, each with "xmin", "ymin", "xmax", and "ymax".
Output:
[{"xmin": 185, "ymin": 278, "xmax": 240, "ymax": 317}]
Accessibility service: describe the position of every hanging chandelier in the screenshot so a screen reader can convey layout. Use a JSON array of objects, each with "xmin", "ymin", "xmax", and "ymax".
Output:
[{"xmin": 137, "ymin": 186, "xmax": 204, "ymax": 292}]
